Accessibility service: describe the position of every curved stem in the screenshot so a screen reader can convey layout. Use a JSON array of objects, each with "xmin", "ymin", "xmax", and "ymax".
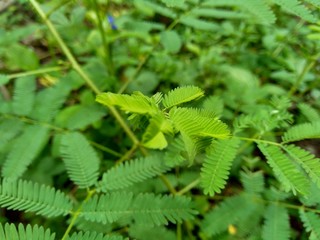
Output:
[
  {"xmin": 8, "ymin": 65, "xmax": 69, "ymax": 80},
  {"xmin": 235, "ymin": 136, "xmax": 282, "ymax": 146}
]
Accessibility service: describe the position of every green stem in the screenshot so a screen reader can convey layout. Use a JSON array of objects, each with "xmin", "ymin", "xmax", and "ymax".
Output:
[
  {"xmin": 61, "ymin": 190, "xmax": 96, "ymax": 240},
  {"xmin": 116, "ymin": 144, "xmax": 138, "ymax": 165},
  {"xmin": 89, "ymin": 141, "xmax": 122, "ymax": 157},
  {"xmin": 288, "ymin": 58, "xmax": 317, "ymax": 97},
  {"xmin": 29, "ymin": 0, "xmax": 143, "ymax": 150},
  {"xmin": 235, "ymin": 136, "xmax": 281, "ymax": 146},
  {"xmin": 91, "ymin": 0, "xmax": 114, "ymax": 75},
  {"xmin": 176, "ymin": 178, "xmax": 200, "ymax": 195},
  {"xmin": 8, "ymin": 65, "xmax": 69, "ymax": 80}
]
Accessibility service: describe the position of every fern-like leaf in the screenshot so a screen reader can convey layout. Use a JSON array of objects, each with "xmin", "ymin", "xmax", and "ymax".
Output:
[
  {"xmin": 240, "ymin": 171, "xmax": 265, "ymax": 194},
  {"xmin": 2, "ymin": 125, "xmax": 49, "ymax": 180},
  {"xmin": 60, "ymin": 132, "xmax": 100, "ymax": 189},
  {"xmin": 66, "ymin": 231, "xmax": 125, "ymax": 240},
  {"xmin": 282, "ymin": 121, "xmax": 320, "ymax": 143},
  {"xmin": 169, "ymin": 107, "xmax": 230, "ymax": 138},
  {"xmin": 80, "ymin": 192, "xmax": 196, "ymax": 226},
  {"xmin": 0, "ymin": 119, "xmax": 23, "ymax": 152},
  {"xmin": 283, "ymin": 144, "xmax": 320, "ymax": 187},
  {"xmin": 0, "ymin": 223, "xmax": 55, "ymax": 240},
  {"xmin": 258, "ymin": 144, "xmax": 310, "ymax": 195},
  {"xmin": 179, "ymin": 16, "xmax": 219, "ymax": 31},
  {"xmin": 97, "ymin": 154, "xmax": 170, "ymax": 192},
  {"xmin": 200, "ymin": 138, "xmax": 240, "ymax": 196},
  {"xmin": 201, "ymin": 193, "xmax": 260, "ymax": 236},
  {"xmin": 96, "ymin": 92, "xmax": 158, "ymax": 115},
  {"xmin": 190, "ymin": 8, "xmax": 248, "ymax": 19},
  {"xmin": 137, "ymin": 0, "xmax": 177, "ymax": 18},
  {"xmin": 12, "ymin": 76, "xmax": 36, "ymax": 116},
  {"xmin": 162, "ymin": 86, "xmax": 204, "ymax": 109},
  {"xmin": 262, "ymin": 204, "xmax": 290, "ymax": 240},
  {"xmin": 298, "ymin": 103, "xmax": 320, "ymax": 122},
  {"xmin": 31, "ymin": 83, "xmax": 69, "ymax": 122},
  {"xmin": 0, "ymin": 178, "xmax": 72, "ymax": 217},
  {"xmin": 274, "ymin": 0, "xmax": 317, "ymax": 23},
  {"xmin": 300, "ymin": 209, "xmax": 320, "ymax": 240},
  {"xmin": 142, "ymin": 113, "xmax": 172, "ymax": 149}
]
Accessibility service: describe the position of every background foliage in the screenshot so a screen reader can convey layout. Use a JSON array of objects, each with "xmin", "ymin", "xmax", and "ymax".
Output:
[{"xmin": 1, "ymin": 0, "xmax": 320, "ymax": 239}]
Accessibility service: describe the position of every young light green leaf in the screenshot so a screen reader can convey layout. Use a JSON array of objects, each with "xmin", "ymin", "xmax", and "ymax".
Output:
[
  {"xmin": 96, "ymin": 92, "xmax": 158, "ymax": 115},
  {"xmin": 162, "ymin": 86, "xmax": 204, "ymax": 109}
]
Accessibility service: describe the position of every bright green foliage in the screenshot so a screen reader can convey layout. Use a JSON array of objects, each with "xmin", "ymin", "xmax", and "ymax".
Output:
[
  {"xmin": 282, "ymin": 121, "xmax": 320, "ymax": 143},
  {"xmin": 283, "ymin": 145, "xmax": 320, "ymax": 187},
  {"xmin": 2, "ymin": 125, "xmax": 49, "ymax": 180},
  {"xmin": 258, "ymin": 144, "xmax": 310, "ymax": 195},
  {"xmin": 0, "ymin": 223, "xmax": 55, "ymax": 240},
  {"xmin": 169, "ymin": 107, "xmax": 230, "ymax": 138},
  {"xmin": 200, "ymin": 138, "xmax": 240, "ymax": 196},
  {"xmin": 262, "ymin": 204, "xmax": 290, "ymax": 240},
  {"xmin": 80, "ymin": 192, "xmax": 196, "ymax": 226},
  {"xmin": 201, "ymin": 193, "xmax": 261, "ymax": 236},
  {"xmin": 96, "ymin": 92, "xmax": 158, "ymax": 115},
  {"xmin": 66, "ymin": 231, "xmax": 125, "ymax": 240},
  {"xmin": 162, "ymin": 86, "xmax": 204, "ymax": 109},
  {"xmin": 60, "ymin": 132, "xmax": 100, "ymax": 189},
  {"xmin": 12, "ymin": 76, "xmax": 36, "ymax": 116},
  {"xmin": 300, "ymin": 209, "xmax": 320, "ymax": 240},
  {"xmin": 274, "ymin": 0, "xmax": 317, "ymax": 23},
  {"xmin": 0, "ymin": 178, "xmax": 72, "ymax": 217},
  {"xmin": 298, "ymin": 103, "xmax": 320, "ymax": 122},
  {"xmin": 97, "ymin": 155, "xmax": 170, "ymax": 192},
  {"xmin": 1, "ymin": 0, "xmax": 320, "ymax": 238}
]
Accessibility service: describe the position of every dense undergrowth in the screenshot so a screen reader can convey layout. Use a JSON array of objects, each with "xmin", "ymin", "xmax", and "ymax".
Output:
[{"xmin": 1, "ymin": 0, "xmax": 320, "ymax": 239}]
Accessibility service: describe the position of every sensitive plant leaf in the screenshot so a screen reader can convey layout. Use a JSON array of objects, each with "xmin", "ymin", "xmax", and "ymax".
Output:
[
  {"xmin": 169, "ymin": 107, "xmax": 230, "ymax": 139},
  {"xmin": 160, "ymin": 30, "xmax": 182, "ymax": 53},
  {"xmin": 298, "ymin": 103, "xmax": 320, "ymax": 122},
  {"xmin": 97, "ymin": 155, "xmax": 170, "ymax": 192},
  {"xmin": 56, "ymin": 104, "xmax": 106, "ymax": 130},
  {"xmin": 96, "ymin": 92, "xmax": 158, "ymax": 115},
  {"xmin": 142, "ymin": 114, "xmax": 171, "ymax": 149},
  {"xmin": 180, "ymin": 16, "xmax": 219, "ymax": 31},
  {"xmin": 161, "ymin": 0, "xmax": 185, "ymax": 8},
  {"xmin": 201, "ymin": 193, "xmax": 260, "ymax": 236},
  {"xmin": 283, "ymin": 145, "xmax": 320, "ymax": 187},
  {"xmin": 262, "ymin": 204, "xmax": 290, "ymax": 240},
  {"xmin": 258, "ymin": 144, "xmax": 310, "ymax": 195},
  {"xmin": 241, "ymin": 0, "xmax": 276, "ymax": 25},
  {"xmin": 60, "ymin": 132, "xmax": 100, "ymax": 189},
  {"xmin": 190, "ymin": 8, "xmax": 248, "ymax": 19},
  {"xmin": 31, "ymin": 84, "xmax": 69, "ymax": 122},
  {"xmin": 0, "ymin": 119, "xmax": 23, "ymax": 152},
  {"xmin": 0, "ymin": 223, "xmax": 55, "ymax": 240},
  {"xmin": 2, "ymin": 125, "xmax": 50, "ymax": 180},
  {"xmin": 282, "ymin": 121, "xmax": 320, "ymax": 143},
  {"xmin": 240, "ymin": 171, "xmax": 265, "ymax": 194},
  {"xmin": 200, "ymin": 138, "xmax": 240, "ymax": 196},
  {"xmin": 274, "ymin": 0, "xmax": 317, "ymax": 23},
  {"xmin": 162, "ymin": 86, "xmax": 204, "ymax": 109},
  {"xmin": 80, "ymin": 192, "xmax": 196, "ymax": 226},
  {"xmin": 0, "ymin": 178, "xmax": 72, "ymax": 218},
  {"xmin": 12, "ymin": 76, "xmax": 36, "ymax": 116},
  {"xmin": 300, "ymin": 209, "xmax": 320, "ymax": 240},
  {"xmin": 66, "ymin": 231, "xmax": 125, "ymax": 240},
  {"xmin": 137, "ymin": 0, "xmax": 177, "ymax": 18}
]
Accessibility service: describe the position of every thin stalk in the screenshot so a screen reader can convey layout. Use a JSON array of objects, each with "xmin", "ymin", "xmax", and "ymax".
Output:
[
  {"xmin": 8, "ymin": 65, "xmax": 69, "ymax": 79},
  {"xmin": 235, "ymin": 136, "xmax": 282, "ymax": 146},
  {"xmin": 115, "ymin": 144, "xmax": 138, "ymax": 165},
  {"xmin": 61, "ymin": 189, "xmax": 96, "ymax": 240},
  {"xmin": 29, "ymin": 0, "xmax": 144, "ymax": 150},
  {"xmin": 288, "ymin": 59, "xmax": 317, "ymax": 97},
  {"xmin": 89, "ymin": 141, "xmax": 122, "ymax": 157},
  {"xmin": 91, "ymin": 0, "xmax": 114, "ymax": 75},
  {"xmin": 176, "ymin": 223, "xmax": 182, "ymax": 240},
  {"xmin": 176, "ymin": 178, "xmax": 200, "ymax": 196}
]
